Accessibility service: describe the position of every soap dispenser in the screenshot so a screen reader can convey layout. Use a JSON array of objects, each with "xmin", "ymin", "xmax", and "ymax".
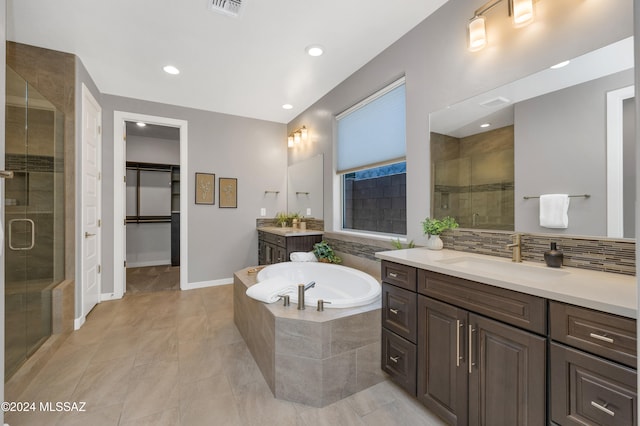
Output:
[{"xmin": 544, "ymin": 242, "xmax": 563, "ymax": 268}]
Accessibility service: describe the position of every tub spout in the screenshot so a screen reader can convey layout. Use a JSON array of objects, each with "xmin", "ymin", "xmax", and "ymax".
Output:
[{"xmin": 297, "ymin": 281, "xmax": 316, "ymax": 310}]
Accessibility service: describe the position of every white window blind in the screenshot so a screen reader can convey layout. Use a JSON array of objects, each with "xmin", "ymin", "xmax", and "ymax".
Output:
[{"xmin": 337, "ymin": 79, "xmax": 406, "ymax": 173}]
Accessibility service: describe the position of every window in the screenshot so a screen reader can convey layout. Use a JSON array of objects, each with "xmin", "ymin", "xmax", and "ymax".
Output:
[{"xmin": 337, "ymin": 78, "xmax": 407, "ymax": 235}]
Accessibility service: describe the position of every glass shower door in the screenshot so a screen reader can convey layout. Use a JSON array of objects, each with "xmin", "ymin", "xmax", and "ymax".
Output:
[{"xmin": 5, "ymin": 66, "xmax": 65, "ymax": 378}]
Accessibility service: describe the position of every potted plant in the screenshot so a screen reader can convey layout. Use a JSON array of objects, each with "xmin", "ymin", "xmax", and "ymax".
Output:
[
  {"xmin": 421, "ymin": 216, "xmax": 459, "ymax": 250},
  {"xmin": 275, "ymin": 212, "xmax": 289, "ymax": 227},
  {"xmin": 313, "ymin": 241, "xmax": 342, "ymax": 264}
]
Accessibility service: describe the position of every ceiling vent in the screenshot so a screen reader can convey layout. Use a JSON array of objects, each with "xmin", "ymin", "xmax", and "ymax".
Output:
[
  {"xmin": 208, "ymin": 0, "xmax": 243, "ymax": 17},
  {"xmin": 479, "ymin": 96, "xmax": 511, "ymax": 108}
]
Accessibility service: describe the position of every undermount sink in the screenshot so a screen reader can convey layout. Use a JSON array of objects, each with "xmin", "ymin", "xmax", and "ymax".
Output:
[{"xmin": 437, "ymin": 256, "xmax": 569, "ymax": 282}]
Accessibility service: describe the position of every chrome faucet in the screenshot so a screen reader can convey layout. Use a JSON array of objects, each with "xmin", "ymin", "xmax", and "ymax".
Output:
[
  {"xmin": 297, "ymin": 281, "xmax": 316, "ymax": 310},
  {"xmin": 506, "ymin": 234, "xmax": 522, "ymax": 263}
]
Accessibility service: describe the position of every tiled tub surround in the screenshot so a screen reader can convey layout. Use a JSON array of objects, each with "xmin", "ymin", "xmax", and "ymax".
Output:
[
  {"xmin": 322, "ymin": 229, "xmax": 636, "ymax": 276},
  {"xmin": 234, "ymin": 267, "xmax": 385, "ymax": 407}
]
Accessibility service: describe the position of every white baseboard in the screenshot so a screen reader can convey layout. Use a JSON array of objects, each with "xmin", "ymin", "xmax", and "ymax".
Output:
[
  {"xmin": 126, "ymin": 260, "xmax": 171, "ymax": 268},
  {"xmin": 182, "ymin": 277, "xmax": 233, "ymax": 290},
  {"xmin": 100, "ymin": 292, "xmax": 122, "ymax": 302},
  {"xmin": 74, "ymin": 316, "xmax": 86, "ymax": 330}
]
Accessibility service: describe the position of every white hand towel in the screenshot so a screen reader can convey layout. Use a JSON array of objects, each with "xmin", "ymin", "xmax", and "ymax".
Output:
[
  {"xmin": 539, "ymin": 194, "xmax": 570, "ymax": 228},
  {"xmin": 290, "ymin": 251, "xmax": 318, "ymax": 262},
  {"xmin": 246, "ymin": 277, "xmax": 296, "ymax": 303}
]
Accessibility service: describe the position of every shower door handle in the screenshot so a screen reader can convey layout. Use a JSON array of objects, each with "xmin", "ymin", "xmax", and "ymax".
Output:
[
  {"xmin": 0, "ymin": 170, "xmax": 14, "ymax": 179},
  {"xmin": 8, "ymin": 218, "xmax": 35, "ymax": 251}
]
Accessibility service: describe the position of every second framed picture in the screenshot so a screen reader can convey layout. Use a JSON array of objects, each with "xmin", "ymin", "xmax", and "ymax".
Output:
[{"xmin": 219, "ymin": 177, "xmax": 237, "ymax": 208}]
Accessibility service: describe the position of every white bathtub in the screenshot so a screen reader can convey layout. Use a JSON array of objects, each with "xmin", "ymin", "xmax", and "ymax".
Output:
[{"xmin": 256, "ymin": 262, "xmax": 381, "ymax": 308}]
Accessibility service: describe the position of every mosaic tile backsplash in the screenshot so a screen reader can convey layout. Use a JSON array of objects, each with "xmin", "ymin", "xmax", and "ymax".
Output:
[
  {"xmin": 441, "ymin": 229, "xmax": 635, "ymax": 276},
  {"xmin": 258, "ymin": 222, "xmax": 636, "ymax": 276}
]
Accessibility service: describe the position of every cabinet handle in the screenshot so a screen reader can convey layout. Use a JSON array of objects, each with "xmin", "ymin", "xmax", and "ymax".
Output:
[
  {"xmin": 468, "ymin": 325, "xmax": 475, "ymax": 374},
  {"xmin": 589, "ymin": 333, "xmax": 614, "ymax": 344},
  {"xmin": 388, "ymin": 272, "xmax": 398, "ymax": 278},
  {"xmin": 389, "ymin": 355, "xmax": 400, "ymax": 363},
  {"xmin": 389, "ymin": 308, "xmax": 399, "ymax": 315},
  {"xmin": 456, "ymin": 320, "xmax": 461, "ymax": 367},
  {"xmin": 590, "ymin": 401, "xmax": 615, "ymax": 417}
]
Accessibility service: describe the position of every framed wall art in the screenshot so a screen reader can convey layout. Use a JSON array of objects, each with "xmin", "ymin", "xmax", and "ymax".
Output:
[
  {"xmin": 195, "ymin": 172, "xmax": 215, "ymax": 205},
  {"xmin": 219, "ymin": 177, "xmax": 237, "ymax": 208}
]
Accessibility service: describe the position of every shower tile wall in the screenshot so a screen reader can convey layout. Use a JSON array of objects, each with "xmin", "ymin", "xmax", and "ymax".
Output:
[{"xmin": 432, "ymin": 126, "xmax": 514, "ymax": 230}]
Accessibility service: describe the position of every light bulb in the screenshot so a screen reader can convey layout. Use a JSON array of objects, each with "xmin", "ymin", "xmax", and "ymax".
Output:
[
  {"xmin": 468, "ymin": 16, "xmax": 487, "ymax": 52},
  {"xmin": 288, "ymin": 136, "xmax": 294, "ymax": 148},
  {"xmin": 300, "ymin": 126, "xmax": 308, "ymax": 140},
  {"xmin": 512, "ymin": 0, "xmax": 534, "ymax": 26}
]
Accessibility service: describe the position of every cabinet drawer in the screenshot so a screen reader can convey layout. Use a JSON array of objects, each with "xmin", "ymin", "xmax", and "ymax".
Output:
[
  {"xmin": 382, "ymin": 328, "xmax": 416, "ymax": 396},
  {"xmin": 418, "ymin": 270, "xmax": 546, "ymax": 334},
  {"xmin": 550, "ymin": 343, "xmax": 637, "ymax": 426},
  {"xmin": 261, "ymin": 231, "xmax": 286, "ymax": 247},
  {"xmin": 550, "ymin": 301, "xmax": 636, "ymax": 368},
  {"xmin": 382, "ymin": 284, "xmax": 417, "ymax": 343},
  {"xmin": 381, "ymin": 261, "xmax": 416, "ymax": 291}
]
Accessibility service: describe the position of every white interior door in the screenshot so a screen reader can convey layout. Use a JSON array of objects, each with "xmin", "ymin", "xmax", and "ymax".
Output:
[{"xmin": 81, "ymin": 85, "xmax": 102, "ymax": 317}]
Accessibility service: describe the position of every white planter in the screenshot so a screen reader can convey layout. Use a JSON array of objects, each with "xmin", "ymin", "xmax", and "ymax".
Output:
[{"xmin": 425, "ymin": 234, "xmax": 443, "ymax": 250}]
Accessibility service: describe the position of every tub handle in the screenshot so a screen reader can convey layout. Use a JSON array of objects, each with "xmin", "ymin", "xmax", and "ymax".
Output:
[{"xmin": 389, "ymin": 308, "xmax": 399, "ymax": 315}]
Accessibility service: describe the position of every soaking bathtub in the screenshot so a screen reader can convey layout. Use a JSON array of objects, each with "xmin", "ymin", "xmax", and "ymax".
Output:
[{"xmin": 256, "ymin": 261, "xmax": 381, "ymax": 308}]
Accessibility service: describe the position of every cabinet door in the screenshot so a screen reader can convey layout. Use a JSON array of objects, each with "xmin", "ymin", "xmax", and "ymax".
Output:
[
  {"xmin": 417, "ymin": 296, "xmax": 468, "ymax": 426},
  {"xmin": 274, "ymin": 246, "xmax": 288, "ymax": 263},
  {"xmin": 468, "ymin": 314, "xmax": 546, "ymax": 426},
  {"xmin": 550, "ymin": 342, "xmax": 637, "ymax": 426}
]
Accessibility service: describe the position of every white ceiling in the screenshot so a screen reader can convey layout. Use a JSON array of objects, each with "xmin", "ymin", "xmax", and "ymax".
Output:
[{"xmin": 7, "ymin": 0, "xmax": 449, "ymax": 123}]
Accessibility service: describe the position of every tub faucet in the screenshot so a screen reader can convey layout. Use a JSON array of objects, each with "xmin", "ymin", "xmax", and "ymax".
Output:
[
  {"xmin": 506, "ymin": 233, "xmax": 522, "ymax": 263},
  {"xmin": 297, "ymin": 281, "xmax": 316, "ymax": 310}
]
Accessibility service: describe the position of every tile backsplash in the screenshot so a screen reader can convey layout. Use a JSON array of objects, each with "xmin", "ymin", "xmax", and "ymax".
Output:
[{"xmin": 441, "ymin": 229, "xmax": 635, "ymax": 276}]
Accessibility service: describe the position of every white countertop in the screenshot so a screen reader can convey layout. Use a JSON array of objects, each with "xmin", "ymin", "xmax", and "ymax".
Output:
[
  {"xmin": 375, "ymin": 248, "xmax": 637, "ymax": 319},
  {"xmin": 258, "ymin": 226, "xmax": 323, "ymax": 237}
]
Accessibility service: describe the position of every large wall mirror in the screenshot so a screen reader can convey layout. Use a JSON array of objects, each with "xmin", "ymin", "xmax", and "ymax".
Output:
[
  {"xmin": 288, "ymin": 154, "xmax": 323, "ymax": 219},
  {"xmin": 430, "ymin": 37, "xmax": 634, "ymax": 239}
]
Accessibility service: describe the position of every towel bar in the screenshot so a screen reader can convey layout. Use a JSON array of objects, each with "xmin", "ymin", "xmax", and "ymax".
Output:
[{"xmin": 523, "ymin": 194, "xmax": 590, "ymax": 200}]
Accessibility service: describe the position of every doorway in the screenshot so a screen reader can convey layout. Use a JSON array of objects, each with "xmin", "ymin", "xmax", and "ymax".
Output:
[
  {"xmin": 5, "ymin": 66, "xmax": 65, "ymax": 378},
  {"xmin": 124, "ymin": 122, "xmax": 180, "ymax": 293},
  {"xmin": 112, "ymin": 112, "xmax": 188, "ymax": 298}
]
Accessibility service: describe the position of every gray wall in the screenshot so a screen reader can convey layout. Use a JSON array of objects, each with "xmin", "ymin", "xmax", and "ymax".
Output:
[
  {"xmin": 623, "ymin": 97, "xmax": 636, "ymax": 238},
  {"xmin": 286, "ymin": 0, "xmax": 633, "ymax": 242},
  {"xmin": 515, "ymin": 70, "xmax": 634, "ymax": 236},
  {"xmin": 127, "ymin": 135, "xmax": 180, "ymax": 165},
  {"xmin": 101, "ymin": 95, "xmax": 287, "ymax": 291}
]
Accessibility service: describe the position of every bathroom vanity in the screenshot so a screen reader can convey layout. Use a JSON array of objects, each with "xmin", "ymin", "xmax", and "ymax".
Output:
[
  {"xmin": 257, "ymin": 227, "xmax": 322, "ymax": 265},
  {"xmin": 376, "ymin": 248, "xmax": 637, "ymax": 426}
]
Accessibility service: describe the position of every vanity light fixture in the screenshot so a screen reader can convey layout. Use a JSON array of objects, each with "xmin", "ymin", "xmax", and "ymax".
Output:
[
  {"xmin": 468, "ymin": 0, "xmax": 535, "ymax": 52},
  {"xmin": 287, "ymin": 125, "xmax": 309, "ymax": 148}
]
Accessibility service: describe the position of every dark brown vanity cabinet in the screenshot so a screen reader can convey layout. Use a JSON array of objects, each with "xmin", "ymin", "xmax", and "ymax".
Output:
[
  {"xmin": 417, "ymin": 274, "xmax": 546, "ymax": 426},
  {"xmin": 381, "ymin": 261, "xmax": 418, "ymax": 395},
  {"xmin": 549, "ymin": 301, "xmax": 637, "ymax": 425},
  {"xmin": 257, "ymin": 231, "xmax": 322, "ymax": 265}
]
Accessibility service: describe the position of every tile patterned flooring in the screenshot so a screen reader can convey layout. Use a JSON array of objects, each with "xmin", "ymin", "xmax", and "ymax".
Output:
[
  {"xmin": 5, "ymin": 285, "xmax": 446, "ymax": 426},
  {"xmin": 125, "ymin": 266, "xmax": 181, "ymax": 293}
]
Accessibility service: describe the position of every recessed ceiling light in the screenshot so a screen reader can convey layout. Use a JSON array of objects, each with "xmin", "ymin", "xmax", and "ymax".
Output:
[
  {"xmin": 550, "ymin": 60, "xmax": 570, "ymax": 70},
  {"xmin": 480, "ymin": 123, "xmax": 491, "ymax": 128},
  {"xmin": 136, "ymin": 122, "xmax": 147, "ymax": 127},
  {"xmin": 306, "ymin": 45, "xmax": 324, "ymax": 57},
  {"xmin": 282, "ymin": 104, "xmax": 293, "ymax": 110},
  {"xmin": 163, "ymin": 65, "xmax": 180, "ymax": 75}
]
